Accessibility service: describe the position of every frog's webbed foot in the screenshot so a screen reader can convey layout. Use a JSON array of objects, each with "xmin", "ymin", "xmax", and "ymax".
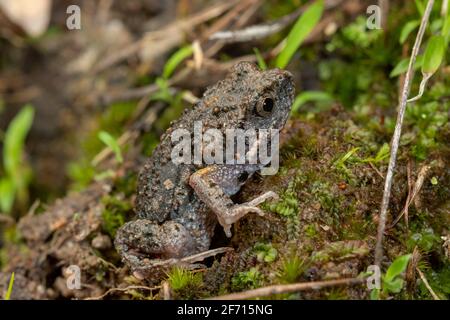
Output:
[
  {"xmin": 190, "ymin": 167, "xmax": 278, "ymax": 238},
  {"xmin": 218, "ymin": 191, "xmax": 278, "ymax": 237}
]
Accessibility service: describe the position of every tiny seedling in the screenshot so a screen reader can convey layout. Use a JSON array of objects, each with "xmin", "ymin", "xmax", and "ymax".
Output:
[{"xmin": 98, "ymin": 131, "xmax": 123, "ymax": 164}]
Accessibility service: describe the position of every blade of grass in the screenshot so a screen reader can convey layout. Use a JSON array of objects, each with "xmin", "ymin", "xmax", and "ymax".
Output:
[
  {"xmin": 163, "ymin": 45, "xmax": 194, "ymax": 79},
  {"xmin": 5, "ymin": 272, "xmax": 15, "ymax": 300},
  {"xmin": 275, "ymin": 0, "xmax": 324, "ymax": 69},
  {"xmin": 292, "ymin": 90, "xmax": 332, "ymax": 112}
]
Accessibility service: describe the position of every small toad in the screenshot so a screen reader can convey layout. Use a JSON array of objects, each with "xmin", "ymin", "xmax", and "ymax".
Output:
[{"xmin": 115, "ymin": 62, "xmax": 294, "ymax": 272}]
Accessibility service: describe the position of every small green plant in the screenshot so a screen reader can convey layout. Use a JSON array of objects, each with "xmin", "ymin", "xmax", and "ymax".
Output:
[
  {"xmin": 167, "ymin": 266, "xmax": 203, "ymax": 298},
  {"xmin": 407, "ymin": 228, "xmax": 440, "ymax": 252},
  {"xmin": 333, "ymin": 147, "xmax": 360, "ymax": 172},
  {"xmin": 4, "ymin": 272, "xmax": 14, "ymax": 300},
  {"xmin": 360, "ymin": 143, "xmax": 390, "ymax": 164},
  {"xmin": 254, "ymin": 242, "xmax": 278, "ymax": 263},
  {"xmin": 231, "ymin": 268, "xmax": 262, "ymax": 292},
  {"xmin": 253, "ymin": 48, "xmax": 267, "ymax": 70},
  {"xmin": 275, "ymin": 0, "xmax": 324, "ymax": 69},
  {"xmin": 0, "ymin": 105, "xmax": 34, "ymax": 213},
  {"xmin": 371, "ymin": 254, "xmax": 412, "ymax": 299},
  {"xmin": 151, "ymin": 44, "xmax": 193, "ymax": 104},
  {"xmin": 98, "ymin": 131, "xmax": 123, "ymax": 164},
  {"xmin": 291, "ymin": 91, "xmax": 333, "ymax": 112},
  {"xmin": 163, "ymin": 45, "xmax": 193, "ymax": 80},
  {"xmin": 277, "ymin": 255, "xmax": 305, "ymax": 284}
]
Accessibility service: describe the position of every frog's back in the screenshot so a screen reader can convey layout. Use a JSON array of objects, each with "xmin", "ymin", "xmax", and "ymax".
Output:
[{"xmin": 135, "ymin": 132, "xmax": 196, "ymax": 223}]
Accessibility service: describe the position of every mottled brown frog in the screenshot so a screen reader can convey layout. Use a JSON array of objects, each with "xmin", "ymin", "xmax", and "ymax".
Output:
[{"xmin": 115, "ymin": 62, "xmax": 294, "ymax": 273}]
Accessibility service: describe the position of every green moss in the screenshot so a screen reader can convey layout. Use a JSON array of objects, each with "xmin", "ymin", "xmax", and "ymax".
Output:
[
  {"xmin": 421, "ymin": 267, "xmax": 450, "ymax": 299},
  {"xmin": 101, "ymin": 195, "xmax": 132, "ymax": 238},
  {"xmin": 231, "ymin": 268, "xmax": 263, "ymax": 292},
  {"xmin": 406, "ymin": 227, "xmax": 440, "ymax": 252},
  {"xmin": 167, "ymin": 266, "xmax": 203, "ymax": 299},
  {"xmin": 3, "ymin": 225, "xmax": 22, "ymax": 245},
  {"xmin": 405, "ymin": 101, "xmax": 449, "ymax": 161}
]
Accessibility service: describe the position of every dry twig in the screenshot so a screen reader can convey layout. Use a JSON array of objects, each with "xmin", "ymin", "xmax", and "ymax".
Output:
[
  {"xmin": 416, "ymin": 268, "xmax": 440, "ymax": 300},
  {"xmin": 374, "ymin": 0, "xmax": 434, "ymax": 267},
  {"xmin": 209, "ymin": 0, "xmax": 343, "ymax": 43},
  {"xmin": 208, "ymin": 277, "xmax": 365, "ymax": 300},
  {"xmin": 84, "ymin": 285, "xmax": 161, "ymax": 300}
]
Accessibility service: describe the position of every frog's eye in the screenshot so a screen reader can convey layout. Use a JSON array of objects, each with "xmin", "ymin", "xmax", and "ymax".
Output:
[
  {"xmin": 237, "ymin": 172, "xmax": 249, "ymax": 183},
  {"xmin": 255, "ymin": 94, "xmax": 275, "ymax": 117}
]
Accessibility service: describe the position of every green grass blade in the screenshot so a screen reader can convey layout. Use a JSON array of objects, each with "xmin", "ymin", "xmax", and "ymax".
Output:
[
  {"xmin": 292, "ymin": 90, "xmax": 332, "ymax": 112},
  {"xmin": 3, "ymin": 105, "xmax": 34, "ymax": 177},
  {"xmin": 275, "ymin": 0, "xmax": 324, "ymax": 69},
  {"xmin": 0, "ymin": 178, "xmax": 15, "ymax": 213},
  {"xmin": 5, "ymin": 272, "xmax": 15, "ymax": 300},
  {"xmin": 253, "ymin": 48, "xmax": 268, "ymax": 70},
  {"xmin": 163, "ymin": 45, "xmax": 194, "ymax": 79}
]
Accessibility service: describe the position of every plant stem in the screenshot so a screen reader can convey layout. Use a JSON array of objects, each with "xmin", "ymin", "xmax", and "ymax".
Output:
[{"xmin": 374, "ymin": 0, "xmax": 434, "ymax": 267}]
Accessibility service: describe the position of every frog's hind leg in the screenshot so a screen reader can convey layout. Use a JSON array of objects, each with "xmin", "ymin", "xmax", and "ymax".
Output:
[{"xmin": 114, "ymin": 219, "xmax": 197, "ymax": 270}]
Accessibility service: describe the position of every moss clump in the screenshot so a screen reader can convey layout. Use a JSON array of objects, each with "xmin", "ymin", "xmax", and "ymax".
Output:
[
  {"xmin": 277, "ymin": 255, "xmax": 306, "ymax": 284},
  {"xmin": 167, "ymin": 266, "xmax": 203, "ymax": 299},
  {"xmin": 101, "ymin": 195, "xmax": 132, "ymax": 238},
  {"xmin": 253, "ymin": 242, "xmax": 278, "ymax": 263},
  {"xmin": 231, "ymin": 267, "xmax": 263, "ymax": 292},
  {"xmin": 265, "ymin": 178, "xmax": 301, "ymax": 240}
]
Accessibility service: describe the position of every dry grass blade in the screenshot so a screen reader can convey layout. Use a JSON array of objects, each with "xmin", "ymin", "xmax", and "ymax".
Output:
[
  {"xmin": 416, "ymin": 268, "xmax": 440, "ymax": 300},
  {"xmin": 389, "ymin": 163, "xmax": 431, "ymax": 228},
  {"xmin": 374, "ymin": 0, "xmax": 434, "ymax": 267},
  {"xmin": 93, "ymin": 0, "xmax": 239, "ymax": 73}
]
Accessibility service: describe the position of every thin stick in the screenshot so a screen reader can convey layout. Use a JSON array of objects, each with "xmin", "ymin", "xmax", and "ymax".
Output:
[
  {"xmin": 208, "ymin": 277, "xmax": 364, "ymax": 300},
  {"xmin": 416, "ymin": 268, "xmax": 440, "ymax": 300},
  {"xmin": 374, "ymin": 0, "xmax": 434, "ymax": 267},
  {"xmin": 84, "ymin": 285, "xmax": 161, "ymax": 300},
  {"xmin": 209, "ymin": 0, "xmax": 343, "ymax": 43}
]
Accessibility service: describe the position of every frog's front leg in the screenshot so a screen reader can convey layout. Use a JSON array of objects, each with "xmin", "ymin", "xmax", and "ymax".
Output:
[{"xmin": 189, "ymin": 166, "xmax": 278, "ymax": 237}]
